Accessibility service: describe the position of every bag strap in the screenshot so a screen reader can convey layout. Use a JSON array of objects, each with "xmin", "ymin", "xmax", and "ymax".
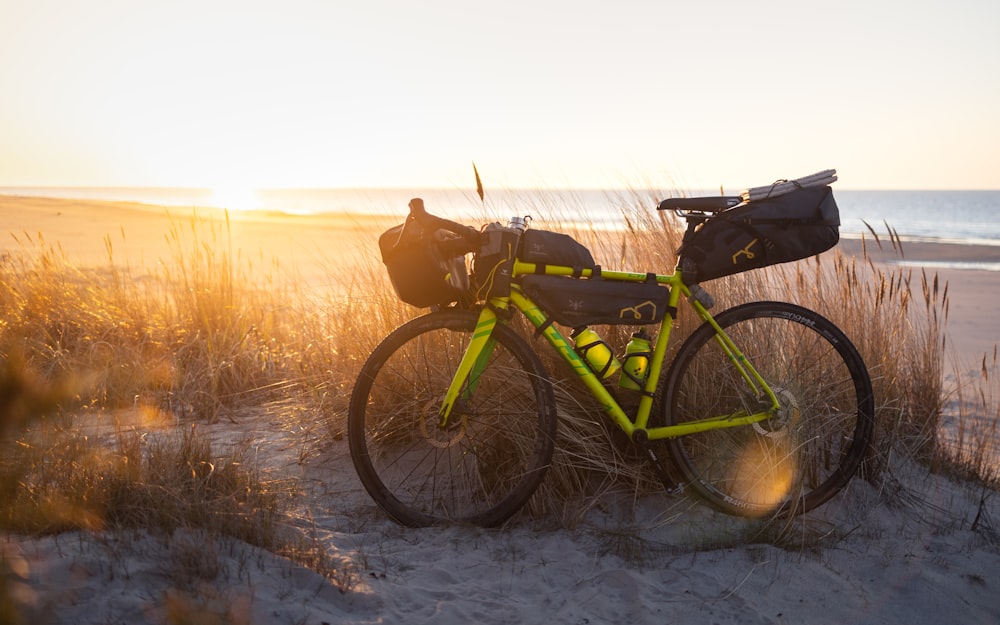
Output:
[
  {"xmin": 532, "ymin": 263, "xmax": 592, "ymax": 278},
  {"xmin": 741, "ymin": 170, "xmax": 837, "ymax": 202},
  {"xmin": 721, "ymin": 186, "xmax": 837, "ymax": 227}
]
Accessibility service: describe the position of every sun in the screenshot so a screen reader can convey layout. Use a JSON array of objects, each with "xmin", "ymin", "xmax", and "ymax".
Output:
[{"xmin": 208, "ymin": 186, "xmax": 262, "ymax": 211}]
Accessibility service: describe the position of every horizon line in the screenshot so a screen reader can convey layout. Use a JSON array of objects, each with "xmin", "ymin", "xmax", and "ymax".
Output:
[{"xmin": 3, "ymin": 184, "xmax": 1000, "ymax": 193}]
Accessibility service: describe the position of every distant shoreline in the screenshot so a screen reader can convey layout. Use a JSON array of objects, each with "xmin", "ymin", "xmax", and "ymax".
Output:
[{"xmin": 836, "ymin": 237, "xmax": 1000, "ymax": 268}]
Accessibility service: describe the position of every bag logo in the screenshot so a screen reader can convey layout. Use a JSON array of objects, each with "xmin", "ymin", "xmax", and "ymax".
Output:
[
  {"xmin": 528, "ymin": 242, "xmax": 546, "ymax": 256},
  {"xmin": 619, "ymin": 300, "xmax": 658, "ymax": 321},
  {"xmin": 732, "ymin": 239, "xmax": 759, "ymax": 265}
]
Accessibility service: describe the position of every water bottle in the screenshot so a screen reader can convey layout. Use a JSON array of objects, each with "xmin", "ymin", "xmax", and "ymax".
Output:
[
  {"xmin": 619, "ymin": 329, "xmax": 652, "ymax": 391},
  {"xmin": 507, "ymin": 215, "xmax": 529, "ymax": 232},
  {"xmin": 572, "ymin": 328, "xmax": 621, "ymax": 379}
]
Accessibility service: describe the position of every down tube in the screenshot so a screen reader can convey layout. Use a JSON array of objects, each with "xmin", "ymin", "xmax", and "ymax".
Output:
[{"xmin": 507, "ymin": 290, "xmax": 635, "ymax": 435}]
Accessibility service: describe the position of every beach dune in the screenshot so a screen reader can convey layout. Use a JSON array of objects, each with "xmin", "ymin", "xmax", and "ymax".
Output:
[{"xmin": 3, "ymin": 194, "xmax": 1000, "ymax": 624}]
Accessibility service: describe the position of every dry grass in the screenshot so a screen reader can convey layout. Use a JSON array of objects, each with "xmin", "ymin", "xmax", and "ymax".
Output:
[
  {"xmin": 940, "ymin": 348, "xmax": 1000, "ymax": 486},
  {"xmin": 481, "ymin": 191, "xmax": 996, "ymax": 514},
  {"xmin": 1, "ymin": 191, "xmax": 998, "ymax": 544},
  {"xmin": 0, "ymin": 422, "xmax": 288, "ymax": 542}
]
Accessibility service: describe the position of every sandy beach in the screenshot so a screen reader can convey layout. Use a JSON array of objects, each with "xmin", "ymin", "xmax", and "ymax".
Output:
[
  {"xmin": 3, "ymin": 195, "xmax": 1000, "ymax": 624},
  {"xmin": 1, "ymin": 195, "xmax": 397, "ymax": 291},
  {"xmin": 837, "ymin": 237, "xmax": 1000, "ymax": 363}
]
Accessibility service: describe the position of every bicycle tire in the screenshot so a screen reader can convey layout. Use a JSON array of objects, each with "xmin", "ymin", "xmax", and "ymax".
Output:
[
  {"xmin": 663, "ymin": 301, "xmax": 874, "ymax": 518},
  {"xmin": 348, "ymin": 310, "xmax": 557, "ymax": 527}
]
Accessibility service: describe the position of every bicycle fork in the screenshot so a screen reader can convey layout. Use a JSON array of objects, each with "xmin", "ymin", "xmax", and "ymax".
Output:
[{"xmin": 436, "ymin": 306, "xmax": 501, "ymax": 427}]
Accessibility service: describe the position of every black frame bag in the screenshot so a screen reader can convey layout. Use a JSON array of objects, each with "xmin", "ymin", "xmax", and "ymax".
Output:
[
  {"xmin": 379, "ymin": 222, "xmax": 470, "ymax": 308},
  {"xmin": 520, "ymin": 273, "xmax": 669, "ymax": 327},
  {"xmin": 678, "ymin": 185, "xmax": 840, "ymax": 284}
]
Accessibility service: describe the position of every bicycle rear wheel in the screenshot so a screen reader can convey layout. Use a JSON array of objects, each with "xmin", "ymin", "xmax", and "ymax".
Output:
[
  {"xmin": 348, "ymin": 310, "xmax": 557, "ymax": 527},
  {"xmin": 663, "ymin": 301, "xmax": 874, "ymax": 518}
]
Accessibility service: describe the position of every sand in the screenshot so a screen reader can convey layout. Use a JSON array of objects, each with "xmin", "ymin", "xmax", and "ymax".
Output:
[
  {"xmin": 837, "ymin": 237, "xmax": 1000, "ymax": 364},
  {"xmin": 3, "ymin": 195, "xmax": 1000, "ymax": 624},
  {"xmin": 7, "ymin": 413, "xmax": 999, "ymax": 625},
  {"xmin": 1, "ymin": 194, "xmax": 397, "ymax": 292}
]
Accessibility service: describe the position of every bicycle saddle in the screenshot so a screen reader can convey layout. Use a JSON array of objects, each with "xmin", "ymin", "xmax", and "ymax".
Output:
[{"xmin": 657, "ymin": 196, "xmax": 743, "ymax": 212}]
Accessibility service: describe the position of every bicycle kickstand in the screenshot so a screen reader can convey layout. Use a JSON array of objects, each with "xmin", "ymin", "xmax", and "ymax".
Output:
[{"xmin": 635, "ymin": 435, "xmax": 684, "ymax": 496}]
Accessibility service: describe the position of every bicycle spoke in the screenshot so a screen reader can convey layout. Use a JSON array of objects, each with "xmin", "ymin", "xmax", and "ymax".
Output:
[
  {"xmin": 349, "ymin": 311, "xmax": 556, "ymax": 527},
  {"xmin": 665, "ymin": 302, "xmax": 873, "ymax": 518}
]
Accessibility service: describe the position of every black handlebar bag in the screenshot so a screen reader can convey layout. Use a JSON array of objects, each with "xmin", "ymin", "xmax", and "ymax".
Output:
[
  {"xmin": 379, "ymin": 222, "xmax": 470, "ymax": 308},
  {"xmin": 678, "ymin": 185, "xmax": 840, "ymax": 284}
]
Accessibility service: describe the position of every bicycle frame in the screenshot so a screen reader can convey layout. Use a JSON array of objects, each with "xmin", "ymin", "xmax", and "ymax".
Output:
[{"xmin": 436, "ymin": 261, "xmax": 782, "ymax": 441}]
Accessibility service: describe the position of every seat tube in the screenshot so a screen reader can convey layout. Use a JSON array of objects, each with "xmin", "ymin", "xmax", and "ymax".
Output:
[{"xmin": 632, "ymin": 284, "xmax": 682, "ymax": 430}]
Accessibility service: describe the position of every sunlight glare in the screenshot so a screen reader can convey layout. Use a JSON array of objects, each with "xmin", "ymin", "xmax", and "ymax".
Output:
[{"xmin": 209, "ymin": 186, "xmax": 262, "ymax": 211}]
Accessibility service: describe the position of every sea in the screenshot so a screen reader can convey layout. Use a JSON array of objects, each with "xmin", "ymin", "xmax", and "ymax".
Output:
[{"xmin": 4, "ymin": 186, "xmax": 1000, "ymax": 270}]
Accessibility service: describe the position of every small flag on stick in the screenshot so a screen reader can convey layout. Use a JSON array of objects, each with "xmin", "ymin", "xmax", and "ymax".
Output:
[{"xmin": 473, "ymin": 161, "xmax": 484, "ymax": 203}]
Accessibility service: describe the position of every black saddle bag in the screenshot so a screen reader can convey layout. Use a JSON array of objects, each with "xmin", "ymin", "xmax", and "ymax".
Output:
[{"xmin": 678, "ymin": 185, "xmax": 840, "ymax": 283}]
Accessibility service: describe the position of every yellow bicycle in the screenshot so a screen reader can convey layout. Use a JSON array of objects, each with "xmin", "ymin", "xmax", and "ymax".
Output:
[{"xmin": 349, "ymin": 174, "xmax": 874, "ymax": 527}]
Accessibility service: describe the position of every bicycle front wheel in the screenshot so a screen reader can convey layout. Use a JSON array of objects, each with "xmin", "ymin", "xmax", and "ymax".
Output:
[
  {"xmin": 663, "ymin": 301, "xmax": 874, "ymax": 518},
  {"xmin": 348, "ymin": 310, "xmax": 557, "ymax": 527}
]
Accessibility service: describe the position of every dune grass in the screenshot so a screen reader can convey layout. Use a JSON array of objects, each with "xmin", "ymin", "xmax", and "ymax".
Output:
[{"xmin": 0, "ymin": 192, "xmax": 997, "ymax": 545}]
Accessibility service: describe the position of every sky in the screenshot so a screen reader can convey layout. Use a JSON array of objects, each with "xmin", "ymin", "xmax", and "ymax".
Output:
[{"xmin": 1, "ymin": 0, "xmax": 999, "ymax": 193}]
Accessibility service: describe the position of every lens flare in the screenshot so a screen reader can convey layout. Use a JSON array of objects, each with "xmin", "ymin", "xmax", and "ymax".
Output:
[{"xmin": 726, "ymin": 437, "xmax": 797, "ymax": 515}]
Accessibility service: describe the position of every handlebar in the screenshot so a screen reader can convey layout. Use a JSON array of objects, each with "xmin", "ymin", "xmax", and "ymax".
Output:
[{"xmin": 407, "ymin": 198, "xmax": 483, "ymax": 256}]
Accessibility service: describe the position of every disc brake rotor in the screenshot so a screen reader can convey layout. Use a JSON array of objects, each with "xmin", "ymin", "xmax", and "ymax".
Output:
[
  {"xmin": 418, "ymin": 398, "xmax": 469, "ymax": 448},
  {"xmin": 754, "ymin": 387, "xmax": 800, "ymax": 437}
]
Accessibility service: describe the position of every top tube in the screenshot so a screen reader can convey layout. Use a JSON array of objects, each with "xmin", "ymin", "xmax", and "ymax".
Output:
[{"xmin": 511, "ymin": 260, "xmax": 682, "ymax": 287}]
